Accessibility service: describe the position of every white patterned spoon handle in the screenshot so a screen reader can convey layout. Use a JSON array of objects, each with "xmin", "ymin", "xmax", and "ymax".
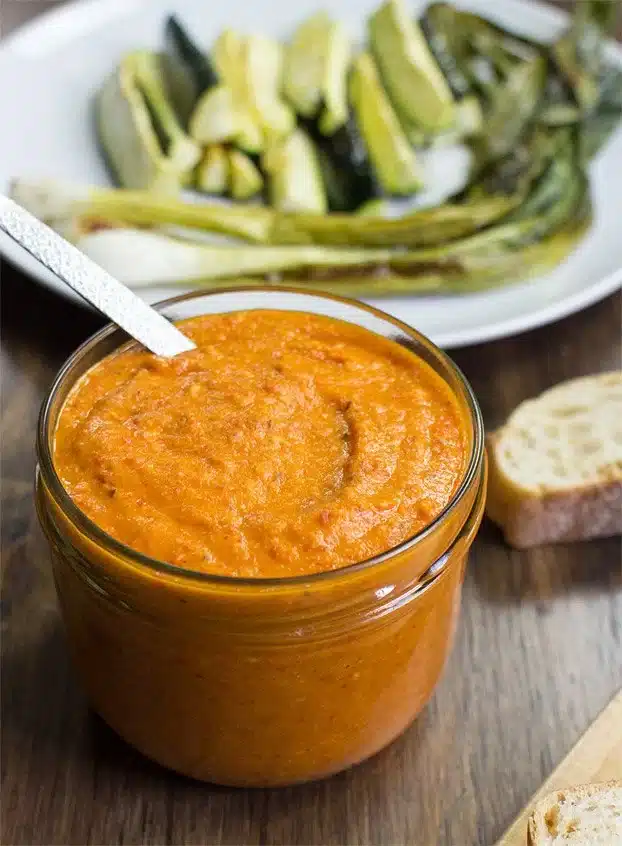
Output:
[{"xmin": 0, "ymin": 195, "xmax": 195, "ymax": 358}]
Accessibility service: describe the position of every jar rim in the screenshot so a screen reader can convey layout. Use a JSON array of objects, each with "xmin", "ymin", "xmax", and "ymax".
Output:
[{"xmin": 37, "ymin": 285, "xmax": 485, "ymax": 590}]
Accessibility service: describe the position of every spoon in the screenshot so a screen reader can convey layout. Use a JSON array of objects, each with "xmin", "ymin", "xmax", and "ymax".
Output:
[{"xmin": 0, "ymin": 195, "xmax": 196, "ymax": 358}]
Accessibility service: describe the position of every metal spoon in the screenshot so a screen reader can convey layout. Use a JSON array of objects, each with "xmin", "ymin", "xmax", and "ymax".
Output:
[{"xmin": 0, "ymin": 195, "xmax": 196, "ymax": 358}]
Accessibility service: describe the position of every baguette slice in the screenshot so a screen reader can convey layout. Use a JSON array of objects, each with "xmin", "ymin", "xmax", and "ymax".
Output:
[
  {"xmin": 486, "ymin": 372, "xmax": 622, "ymax": 548},
  {"xmin": 528, "ymin": 780, "xmax": 622, "ymax": 845}
]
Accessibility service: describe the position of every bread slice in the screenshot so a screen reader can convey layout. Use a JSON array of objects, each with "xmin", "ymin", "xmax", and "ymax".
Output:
[
  {"xmin": 486, "ymin": 372, "xmax": 622, "ymax": 548},
  {"xmin": 528, "ymin": 780, "xmax": 622, "ymax": 845}
]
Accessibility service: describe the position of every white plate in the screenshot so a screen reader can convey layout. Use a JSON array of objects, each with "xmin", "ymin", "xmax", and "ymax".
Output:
[{"xmin": 1, "ymin": 0, "xmax": 621, "ymax": 348}]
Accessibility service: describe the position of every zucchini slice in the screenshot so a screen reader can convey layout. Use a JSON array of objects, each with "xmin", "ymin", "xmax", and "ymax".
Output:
[
  {"xmin": 244, "ymin": 35, "xmax": 296, "ymax": 141},
  {"xmin": 189, "ymin": 84, "xmax": 260, "ymax": 149},
  {"xmin": 283, "ymin": 12, "xmax": 351, "ymax": 135},
  {"xmin": 196, "ymin": 145, "xmax": 229, "ymax": 194},
  {"xmin": 228, "ymin": 150, "xmax": 263, "ymax": 200},
  {"xmin": 307, "ymin": 114, "xmax": 381, "ymax": 212},
  {"xmin": 131, "ymin": 51, "xmax": 201, "ymax": 172},
  {"xmin": 369, "ymin": 0, "xmax": 455, "ymax": 133},
  {"xmin": 263, "ymin": 129, "xmax": 327, "ymax": 213},
  {"xmin": 213, "ymin": 30, "xmax": 294, "ymax": 149},
  {"xmin": 165, "ymin": 17, "xmax": 262, "ymax": 154},
  {"xmin": 350, "ymin": 53, "xmax": 423, "ymax": 195},
  {"xmin": 95, "ymin": 51, "xmax": 201, "ymax": 193},
  {"xmin": 211, "ymin": 31, "xmax": 264, "ymax": 152}
]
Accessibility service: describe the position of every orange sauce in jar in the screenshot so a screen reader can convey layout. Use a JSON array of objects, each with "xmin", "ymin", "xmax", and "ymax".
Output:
[
  {"xmin": 38, "ymin": 300, "xmax": 485, "ymax": 786},
  {"xmin": 54, "ymin": 310, "xmax": 468, "ymax": 577}
]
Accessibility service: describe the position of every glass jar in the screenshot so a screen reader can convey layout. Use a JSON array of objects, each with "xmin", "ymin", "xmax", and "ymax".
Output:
[{"xmin": 36, "ymin": 288, "xmax": 486, "ymax": 787}]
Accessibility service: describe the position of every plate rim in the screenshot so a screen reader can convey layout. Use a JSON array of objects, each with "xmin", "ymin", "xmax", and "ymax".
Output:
[{"xmin": 1, "ymin": 0, "xmax": 621, "ymax": 349}]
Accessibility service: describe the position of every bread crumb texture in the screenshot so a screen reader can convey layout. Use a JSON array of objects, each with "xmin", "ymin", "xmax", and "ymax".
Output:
[
  {"xmin": 529, "ymin": 781, "xmax": 622, "ymax": 845},
  {"xmin": 495, "ymin": 372, "xmax": 622, "ymax": 495}
]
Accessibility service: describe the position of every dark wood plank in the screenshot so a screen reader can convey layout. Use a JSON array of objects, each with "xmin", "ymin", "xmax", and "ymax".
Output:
[{"xmin": 2, "ymin": 2, "xmax": 622, "ymax": 845}]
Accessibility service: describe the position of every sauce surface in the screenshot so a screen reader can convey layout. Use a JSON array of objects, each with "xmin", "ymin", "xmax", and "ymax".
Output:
[{"xmin": 54, "ymin": 310, "xmax": 468, "ymax": 578}]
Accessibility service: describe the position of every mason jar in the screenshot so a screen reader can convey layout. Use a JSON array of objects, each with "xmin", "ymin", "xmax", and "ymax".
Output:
[{"xmin": 36, "ymin": 288, "xmax": 486, "ymax": 787}]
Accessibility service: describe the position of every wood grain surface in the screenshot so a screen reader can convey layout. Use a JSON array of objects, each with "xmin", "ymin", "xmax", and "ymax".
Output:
[{"xmin": 1, "ymin": 2, "xmax": 622, "ymax": 845}]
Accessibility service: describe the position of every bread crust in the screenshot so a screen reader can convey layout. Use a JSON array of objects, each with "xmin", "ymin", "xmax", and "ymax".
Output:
[
  {"xmin": 527, "ymin": 780, "xmax": 622, "ymax": 845},
  {"xmin": 486, "ymin": 433, "xmax": 622, "ymax": 549}
]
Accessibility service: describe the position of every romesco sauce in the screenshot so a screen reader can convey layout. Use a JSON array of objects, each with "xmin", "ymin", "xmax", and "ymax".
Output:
[
  {"xmin": 38, "ymin": 302, "xmax": 485, "ymax": 786},
  {"xmin": 54, "ymin": 310, "xmax": 468, "ymax": 578}
]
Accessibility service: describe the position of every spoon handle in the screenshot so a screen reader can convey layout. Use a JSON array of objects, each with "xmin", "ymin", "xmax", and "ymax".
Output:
[{"xmin": 0, "ymin": 195, "xmax": 195, "ymax": 358}]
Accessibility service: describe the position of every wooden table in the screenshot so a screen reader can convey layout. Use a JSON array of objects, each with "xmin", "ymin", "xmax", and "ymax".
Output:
[{"xmin": 2, "ymin": 3, "xmax": 621, "ymax": 844}]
